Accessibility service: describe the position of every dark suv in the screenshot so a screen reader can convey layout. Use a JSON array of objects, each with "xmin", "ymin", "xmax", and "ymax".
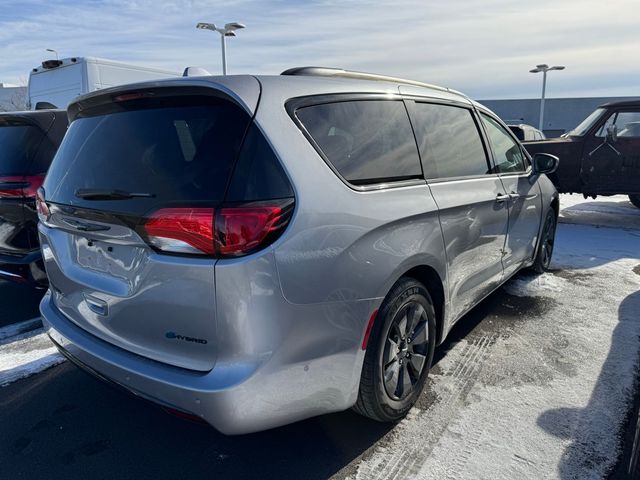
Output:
[
  {"xmin": 524, "ymin": 99, "xmax": 640, "ymax": 208},
  {"xmin": 0, "ymin": 109, "xmax": 67, "ymax": 286}
]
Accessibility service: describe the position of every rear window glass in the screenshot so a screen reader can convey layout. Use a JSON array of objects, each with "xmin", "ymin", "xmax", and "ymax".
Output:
[
  {"xmin": 410, "ymin": 102, "xmax": 490, "ymax": 179},
  {"xmin": 0, "ymin": 123, "xmax": 47, "ymax": 175},
  {"xmin": 44, "ymin": 99, "xmax": 251, "ymax": 216},
  {"xmin": 295, "ymin": 100, "xmax": 422, "ymax": 185}
]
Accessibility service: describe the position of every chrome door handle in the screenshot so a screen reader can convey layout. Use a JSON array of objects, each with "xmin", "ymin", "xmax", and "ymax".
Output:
[
  {"xmin": 495, "ymin": 194, "xmax": 510, "ymax": 203},
  {"xmin": 508, "ymin": 192, "xmax": 521, "ymax": 199}
]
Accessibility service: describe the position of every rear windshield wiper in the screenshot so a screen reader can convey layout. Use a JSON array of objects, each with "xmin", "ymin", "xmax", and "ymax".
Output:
[{"xmin": 75, "ymin": 189, "xmax": 155, "ymax": 201}]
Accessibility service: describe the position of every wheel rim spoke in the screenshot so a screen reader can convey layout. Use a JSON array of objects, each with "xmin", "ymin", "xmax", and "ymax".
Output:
[
  {"xmin": 407, "ymin": 304, "xmax": 425, "ymax": 336},
  {"xmin": 411, "ymin": 321, "xmax": 428, "ymax": 346},
  {"xmin": 397, "ymin": 312, "xmax": 408, "ymax": 338},
  {"xmin": 386, "ymin": 337, "xmax": 399, "ymax": 364},
  {"xmin": 385, "ymin": 360, "xmax": 400, "ymax": 386},
  {"xmin": 409, "ymin": 351, "xmax": 426, "ymax": 374}
]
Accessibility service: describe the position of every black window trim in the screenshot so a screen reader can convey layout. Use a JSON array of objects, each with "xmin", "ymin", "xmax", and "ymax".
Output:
[{"xmin": 285, "ymin": 93, "xmax": 427, "ymax": 192}]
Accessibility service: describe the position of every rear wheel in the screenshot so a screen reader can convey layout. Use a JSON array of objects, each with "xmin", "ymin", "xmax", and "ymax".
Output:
[
  {"xmin": 531, "ymin": 209, "xmax": 557, "ymax": 273},
  {"xmin": 630, "ymin": 195, "xmax": 640, "ymax": 209},
  {"xmin": 353, "ymin": 278, "xmax": 436, "ymax": 422}
]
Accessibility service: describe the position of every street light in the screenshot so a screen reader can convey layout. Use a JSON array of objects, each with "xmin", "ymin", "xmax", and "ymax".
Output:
[
  {"xmin": 196, "ymin": 21, "xmax": 245, "ymax": 75},
  {"xmin": 530, "ymin": 64, "xmax": 565, "ymax": 131},
  {"xmin": 45, "ymin": 48, "xmax": 59, "ymax": 60}
]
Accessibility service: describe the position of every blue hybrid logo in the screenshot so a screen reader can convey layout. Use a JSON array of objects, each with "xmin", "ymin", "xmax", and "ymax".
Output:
[{"xmin": 165, "ymin": 331, "xmax": 208, "ymax": 344}]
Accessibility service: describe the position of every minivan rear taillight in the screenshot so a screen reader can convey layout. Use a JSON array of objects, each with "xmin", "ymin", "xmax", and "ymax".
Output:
[
  {"xmin": 143, "ymin": 208, "xmax": 216, "ymax": 255},
  {"xmin": 0, "ymin": 175, "xmax": 45, "ymax": 199},
  {"xmin": 36, "ymin": 187, "xmax": 51, "ymax": 223},
  {"xmin": 141, "ymin": 199, "xmax": 294, "ymax": 258}
]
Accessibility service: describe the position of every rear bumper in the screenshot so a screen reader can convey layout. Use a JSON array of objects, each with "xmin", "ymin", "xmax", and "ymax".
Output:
[
  {"xmin": 0, "ymin": 250, "xmax": 47, "ymax": 287},
  {"xmin": 41, "ymin": 291, "xmax": 370, "ymax": 434}
]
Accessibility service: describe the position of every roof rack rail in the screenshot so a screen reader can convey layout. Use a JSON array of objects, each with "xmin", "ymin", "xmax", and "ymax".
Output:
[{"xmin": 281, "ymin": 66, "xmax": 467, "ymax": 99}]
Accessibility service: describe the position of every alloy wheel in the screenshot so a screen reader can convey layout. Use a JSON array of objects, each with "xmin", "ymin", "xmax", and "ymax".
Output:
[{"xmin": 382, "ymin": 302, "xmax": 430, "ymax": 401}]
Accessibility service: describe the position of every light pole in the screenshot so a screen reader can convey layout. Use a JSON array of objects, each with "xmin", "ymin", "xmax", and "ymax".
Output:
[
  {"xmin": 46, "ymin": 48, "xmax": 59, "ymax": 60},
  {"xmin": 530, "ymin": 64, "xmax": 565, "ymax": 131},
  {"xmin": 196, "ymin": 22, "xmax": 245, "ymax": 75}
]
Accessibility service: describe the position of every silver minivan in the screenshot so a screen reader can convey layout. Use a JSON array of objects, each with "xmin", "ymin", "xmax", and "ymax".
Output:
[{"xmin": 38, "ymin": 67, "xmax": 559, "ymax": 434}]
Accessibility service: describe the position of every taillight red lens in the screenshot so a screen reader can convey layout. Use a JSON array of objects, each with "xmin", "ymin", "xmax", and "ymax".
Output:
[
  {"xmin": 216, "ymin": 205, "xmax": 285, "ymax": 257},
  {"xmin": 36, "ymin": 187, "xmax": 50, "ymax": 222},
  {"xmin": 142, "ymin": 200, "xmax": 293, "ymax": 258},
  {"xmin": 0, "ymin": 175, "xmax": 44, "ymax": 198},
  {"xmin": 143, "ymin": 208, "xmax": 215, "ymax": 255}
]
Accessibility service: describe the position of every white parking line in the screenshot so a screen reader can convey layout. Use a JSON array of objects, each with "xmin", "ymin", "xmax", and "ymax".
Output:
[
  {"xmin": 0, "ymin": 327, "xmax": 64, "ymax": 386},
  {"xmin": 0, "ymin": 317, "xmax": 42, "ymax": 341}
]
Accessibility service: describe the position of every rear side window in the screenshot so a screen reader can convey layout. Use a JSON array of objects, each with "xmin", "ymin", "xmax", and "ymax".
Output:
[
  {"xmin": 480, "ymin": 113, "xmax": 527, "ymax": 173},
  {"xmin": 44, "ymin": 98, "xmax": 251, "ymax": 216},
  {"xmin": 410, "ymin": 102, "xmax": 489, "ymax": 179},
  {"xmin": 295, "ymin": 100, "xmax": 421, "ymax": 185},
  {"xmin": 226, "ymin": 123, "xmax": 293, "ymax": 202},
  {"xmin": 0, "ymin": 123, "xmax": 49, "ymax": 175}
]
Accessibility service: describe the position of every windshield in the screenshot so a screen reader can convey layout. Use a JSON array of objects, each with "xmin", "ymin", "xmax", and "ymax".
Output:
[{"xmin": 565, "ymin": 107, "xmax": 606, "ymax": 136}]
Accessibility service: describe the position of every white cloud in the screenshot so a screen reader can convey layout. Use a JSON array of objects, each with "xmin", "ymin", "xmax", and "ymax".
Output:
[{"xmin": 0, "ymin": 0, "xmax": 639, "ymax": 98}]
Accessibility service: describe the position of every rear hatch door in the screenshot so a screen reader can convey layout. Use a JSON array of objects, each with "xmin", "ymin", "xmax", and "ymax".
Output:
[{"xmin": 40, "ymin": 87, "xmax": 255, "ymax": 370}]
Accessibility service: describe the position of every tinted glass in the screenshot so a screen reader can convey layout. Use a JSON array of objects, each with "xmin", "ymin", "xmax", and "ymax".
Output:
[
  {"xmin": 226, "ymin": 123, "xmax": 293, "ymax": 202},
  {"xmin": 411, "ymin": 102, "xmax": 489, "ymax": 179},
  {"xmin": 44, "ymin": 99, "xmax": 250, "ymax": 216},
  {"xmin": 296, "ymin": 100, "xmax": 421, "ymax": 185},
  {"xmin": 508, "ymin": 126, "xmax": 525, "ymax": 141},
  {"xmin": 596, "ymin": 111, "xmax": 640, "ymax": 138},
  {"xmin": 0, "ymin": 124, "xmax": 46, "ymax": 175},
  {"xmin": 481, "ymin": 113, "xmax": 526, "ymax": 173}
]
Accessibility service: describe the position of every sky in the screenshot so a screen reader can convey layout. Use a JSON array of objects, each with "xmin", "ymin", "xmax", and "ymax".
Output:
[{"xmin": 1, "ymin": 0, "xmax": 639, "ymax": 100}]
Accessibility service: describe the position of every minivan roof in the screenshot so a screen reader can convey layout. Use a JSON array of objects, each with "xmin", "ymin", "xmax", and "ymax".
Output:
[
  {"xmin": 0, "ymin": 109, "xmax": 65, "ymax": 130},
  {"xmin": 66, "ymin": 69, "xmax": 479, "ymax": 120}
]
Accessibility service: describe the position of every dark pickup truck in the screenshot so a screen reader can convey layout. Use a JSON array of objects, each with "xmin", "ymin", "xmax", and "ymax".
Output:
[{"xmin": 524, "ymin": 99, "xmax": 640, "ymax": 208}]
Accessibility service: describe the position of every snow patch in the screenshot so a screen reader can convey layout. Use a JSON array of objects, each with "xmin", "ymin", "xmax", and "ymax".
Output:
[
  {"xmin": 503, "ymin": 273, "xmax": 567, "ymax": 298},
  {"xmin": 0, "ymin": 328, "xmax": 64, "ymax": 386}
]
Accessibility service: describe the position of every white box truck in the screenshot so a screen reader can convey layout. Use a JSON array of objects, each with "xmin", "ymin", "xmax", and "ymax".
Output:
[{"xmin": 28, "ymin": 57, "xmax": 180, "ymax": 110}]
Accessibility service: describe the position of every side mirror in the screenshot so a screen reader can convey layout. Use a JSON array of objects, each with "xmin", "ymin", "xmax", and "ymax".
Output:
[
  {"xmin": 532, "ymin": 153, "xmax": 559, "ymax": 175},
  {"xmin": 606, "ymin": 124, "xmax": 618, "ymax": 143}
]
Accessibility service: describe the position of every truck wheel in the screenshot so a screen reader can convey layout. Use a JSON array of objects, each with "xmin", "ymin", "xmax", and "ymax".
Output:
[
  {"xmin": 630, "ymin": 195, "xmax": 640, "ymax": 209},
  {"xmin": 353, "ymin": 278, "xmax": 436, "ymax": 422},
  {"xmin": 531, "ymin": 209, "xmax": 557, "ymax": 274}
]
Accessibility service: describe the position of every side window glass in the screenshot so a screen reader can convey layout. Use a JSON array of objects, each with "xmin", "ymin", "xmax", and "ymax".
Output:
[
  {"xmin": 480, "ymin": 113, "xmax": 526, "ymax": 173},
  {"xmin": 596, "ymin": 111, "xmax": 640, "ymax": 138},
  {"xmin": 296, "ymin": 100, "xmax": 422, "ymax": 185},
  {"xmin": 410, "ymin": 102, "xmax": 490, "ymax": 179}
]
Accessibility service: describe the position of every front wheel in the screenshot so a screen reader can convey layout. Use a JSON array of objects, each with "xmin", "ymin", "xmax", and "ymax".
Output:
[
  {"xmin": 630, "ymin": 195, "xmax": 640, "ymax": 209},
  {"xmin": 531, "ymin": 209, "xmax": 557, "ymax": 274},
  {"xmin": 353, "ymin": 278, "xmax": 436, "ymax": 422}
]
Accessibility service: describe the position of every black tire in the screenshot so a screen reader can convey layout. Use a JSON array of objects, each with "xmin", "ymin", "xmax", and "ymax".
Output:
[
  {"xmin": 630, "ymin": 195, "xmax": 640, "ymax": 209},
  {"xmin": 353, "ymin": 277, "xmax": 436, "ymax": 422},
  {"xmin": 531, "ymin": 209, "xmax": 557, "ymax": 274}
]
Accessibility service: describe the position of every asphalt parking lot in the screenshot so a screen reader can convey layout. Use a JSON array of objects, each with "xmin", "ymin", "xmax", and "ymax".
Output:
[{"xmin": 1, "ymin": 195, "xmax": 639, "ymax": 479}]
